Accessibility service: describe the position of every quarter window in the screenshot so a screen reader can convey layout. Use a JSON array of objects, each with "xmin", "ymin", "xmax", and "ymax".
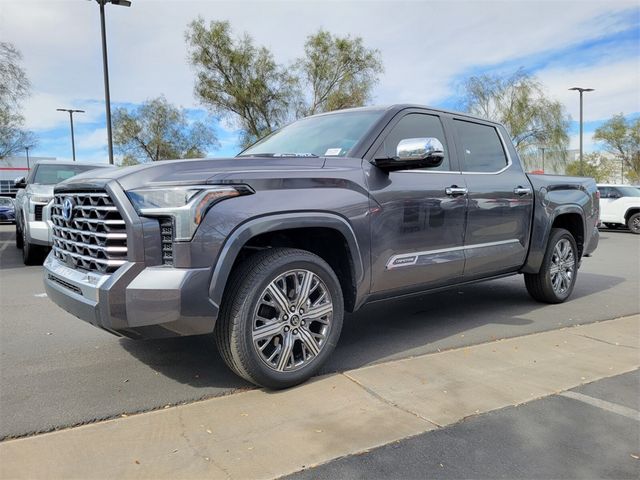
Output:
[
  {"xmin": 376, "ymin": 114, "xmax": 450, "ymax": 171},
  {"xmin": 454, "ymin": 120, "xmax": 508, "ymax": 173}
]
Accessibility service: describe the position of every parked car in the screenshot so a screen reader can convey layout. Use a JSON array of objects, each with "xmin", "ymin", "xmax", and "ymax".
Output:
[
  {"xmin": 14, "ymin": 160, "xmax": 112, "ymax": 264},
  {"xmin": 0, "ymin": 196, "xmax": 16, "ymax": 223},
  {"xmin": 43, "ymin": 105, "xmax": 600, "ymax": 388},
  {"xmin": 596, "ymin": 184, "xmax": 640, "ymax": 234}
]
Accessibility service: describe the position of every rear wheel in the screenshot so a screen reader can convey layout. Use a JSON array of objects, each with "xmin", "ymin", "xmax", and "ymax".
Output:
[
  {"xmin": 627, "ymin": 213, "xmax": 640, "ymax": 234},
  {"xmin": 215, "ymin": 247, "xmax": 344, "ymax": 389},
  {"xmin": 525, "ymin": 228, "xmax": 578, "ymax": 304}
]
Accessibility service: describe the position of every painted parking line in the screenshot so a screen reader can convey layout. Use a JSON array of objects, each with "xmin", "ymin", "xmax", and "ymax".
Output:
[{"xmin": 559, "ymin": 390, "xmax": 640, "ymax": 422}]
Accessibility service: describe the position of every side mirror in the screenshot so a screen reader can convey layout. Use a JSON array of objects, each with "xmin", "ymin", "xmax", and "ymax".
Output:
[
  {"xmin": 375, "ymin": 137, "xmax": 445, "ymax": 171},
  {"xmin": 14, "ymin": 177, "xmax": 26, "ymax": 189}
]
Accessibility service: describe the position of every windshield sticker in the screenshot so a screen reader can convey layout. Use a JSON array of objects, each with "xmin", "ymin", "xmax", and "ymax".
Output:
[{"xmin": 324, "ymin": 148, "xmax": 342, "ymax": 156}]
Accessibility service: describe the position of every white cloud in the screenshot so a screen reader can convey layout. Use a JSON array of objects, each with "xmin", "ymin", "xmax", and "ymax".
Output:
[
  {"xmin": 22, "ymin": 93, "xmax": 104, "ymax": 131},
  {"xmin": 2, "ymin": 0, "xmax": 639, "ymax": 156},
  {"xmin": 76, "ymin": 127, "xmax": 108, "ymax": 151},
  {"xmin": 539, "ymin": 58, "xmax": 640, "ymax": 122}
]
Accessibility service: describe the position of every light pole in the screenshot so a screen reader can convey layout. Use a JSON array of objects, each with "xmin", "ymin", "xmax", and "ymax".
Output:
[
  {"xmin": 540, "ymin": 147, "xmax": 546, "ymax": 173},
  {"xmin": 568, "ymin": 87, "xmax": 594, "ymax": 176},
  {"xmin": 24, "ymin": 146, "xmax": 30, "ymax": 170},
  {"xmin": 57, "ymin": 108, "xmax": 85, "ymax": 161},
  {"xmin": 94, "ymin": 0, "xmax": 131, "ymax": 165}
]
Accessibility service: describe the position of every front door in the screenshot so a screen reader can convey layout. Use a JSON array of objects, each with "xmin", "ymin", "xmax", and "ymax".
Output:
[
  {"xmin": 451, "ymin": 118, "xmax": 534, "ymax": 280},
  {"xmin": 366, "ymin": 111, "xmax": 467, "ymax": 296}
]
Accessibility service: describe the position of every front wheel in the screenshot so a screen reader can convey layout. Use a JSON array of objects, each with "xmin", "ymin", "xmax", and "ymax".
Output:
[
  {"xmin": 22, "ymin": 225, "xmax": 43, "ymax": 265},
  {"xmin": 627, "ymin": 213, "xmax": 640, "ymax": 234},
  {"xmin": 525, "ymin": 228, "xmax": 578, "ymax": 304},
  {"xmin": 215, "ymin": 247, "xmax": 344, "ymax": 389}
]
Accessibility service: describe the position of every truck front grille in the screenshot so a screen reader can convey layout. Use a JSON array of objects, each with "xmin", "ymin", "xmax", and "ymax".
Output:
[{"xmin": 51, "ymin": 191, "xmax": 128, "ymax": 274}]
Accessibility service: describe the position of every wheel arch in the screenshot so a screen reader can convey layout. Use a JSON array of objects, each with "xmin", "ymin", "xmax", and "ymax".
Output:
[
  {"xmin": 624, "ymin": 207, "xmax": 640, "ymax": 223},
  {"xmin": 208, "ymin": 212, "xmax": 365, "ymax": 313}
]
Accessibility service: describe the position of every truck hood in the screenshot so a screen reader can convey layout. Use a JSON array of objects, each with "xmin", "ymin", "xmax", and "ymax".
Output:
[
  {"xmin": 26, "ymin": 184, "xmax": 55, "ymax": 197},
  {"xmin": 59, "ymin": 156, "xmax": 327, "ymax": 191}
]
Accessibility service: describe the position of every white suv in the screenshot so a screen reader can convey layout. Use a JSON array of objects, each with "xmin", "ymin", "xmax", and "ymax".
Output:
[{"xmin": 597, "ymin": 184, "xmax": 640, "ymax": 234}]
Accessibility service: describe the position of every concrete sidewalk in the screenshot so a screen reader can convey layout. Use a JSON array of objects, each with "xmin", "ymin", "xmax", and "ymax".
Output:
[{"xmin": 1, "ymin": 315, "xmax": 638, "ymax": 480}]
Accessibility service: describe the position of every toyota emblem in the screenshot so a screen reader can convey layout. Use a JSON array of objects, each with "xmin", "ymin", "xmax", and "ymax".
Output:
[{"xmin": 62, "ymin": 197, "xmax": 74, "ymax": 222}]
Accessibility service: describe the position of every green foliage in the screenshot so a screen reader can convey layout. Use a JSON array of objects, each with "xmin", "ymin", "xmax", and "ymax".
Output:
[
  {"xmin": 565, "ymin": 153, "xmax": 617, "ymax": 182},
  {"xmin": 0, "ymin": 42, "xmax": 36, "ymax": 159},
  {"xmin": 113, "ymin": 96, "xmax": 218, "ymax": 163},
  {"xmin": 185, "ymin": 19, "xmax": 383, "ymax": 147},
  {"xmin": 461, "ymin": 69, "xmax": 569, "ymax": 171},
  {"xmin": 296, "ymin": 30, "xmax": 383, "ymax": 116},
  {"xmin": 593, "ymin": 114, "xmax": 640, "ymax": 183}
]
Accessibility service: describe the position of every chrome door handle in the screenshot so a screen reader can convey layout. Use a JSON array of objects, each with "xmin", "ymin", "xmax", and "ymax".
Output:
[
  {"xmin": 445, "ymin": 186, "xmax": 468, "ymax": 196},
  {"xmin": 513, "ymin": 186, "xmax": 532, "ymax": 196}
]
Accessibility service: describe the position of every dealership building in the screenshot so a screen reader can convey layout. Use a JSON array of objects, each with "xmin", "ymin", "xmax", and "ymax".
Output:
[{"xmin": 0, "ymin": 155, "xmax": 56, "ymax": 196}]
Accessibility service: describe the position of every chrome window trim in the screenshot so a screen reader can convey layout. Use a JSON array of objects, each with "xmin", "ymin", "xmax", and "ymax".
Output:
[
  {"xmin": 394, "ymin": 170, "xmax": 463, "ymax": 175},
  {"xmin": 386, "ymin": 239, "xmax": 521, "ymax": 269},
  {"xmin": 456, "ymin": 120, "xmax": 513, "ymax": 175}
]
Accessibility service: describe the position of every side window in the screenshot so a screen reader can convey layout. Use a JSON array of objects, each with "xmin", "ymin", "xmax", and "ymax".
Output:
[
  {"xmin": 375, "ymin": 113, "xmax": 450, "ymax": 171},
  {"xmin": 454, "ymin": 120, "xmax": 508, "ymax": 173}
]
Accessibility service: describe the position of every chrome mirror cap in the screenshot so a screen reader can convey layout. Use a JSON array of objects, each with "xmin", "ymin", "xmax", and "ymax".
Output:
[{"xmin": 396, "ymin": 137, "xmax": 444, "ymax": 162}]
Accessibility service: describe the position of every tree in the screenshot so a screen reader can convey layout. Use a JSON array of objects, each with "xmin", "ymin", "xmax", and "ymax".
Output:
[
  {"xmin": 185, "ymin": 19, "xmax": 297, "ymax": 148},
  {"xmin": 593, "ymin": 114, "xmax": 640, "ymax": 183},
  {"xmin": 565, "ymin": 153, "xmax": 617, "ymax": 182},
  {"xmin": 112, "ymin": 96, "xmax": 218, "ymax": 163},
  {"xmin": 0, "ymin": 42, "xmax": 36, "ymax": 159},
  {"xmin": 185, "ymin": 19, "xmax": 383, "ymax": 147},
  {"xmin": 296, "ymin": 30, "xmax": 383, "ymax": 116},
  {"xmin": 461, "ymin": 69, "xmax": 569, "ymax": 170}
]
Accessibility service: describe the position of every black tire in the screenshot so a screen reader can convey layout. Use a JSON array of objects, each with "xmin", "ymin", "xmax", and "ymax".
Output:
[
  {"xmin": 15, "ymin": 221, "xmax": 23, "ymax": 249},
  {"xmin": 525, "ymin": 228, "xmax": 578, "ymax": 304},
  {"xmin": 22, "ymin": 226, "xmax": 43, "ymax": 265},
  {"xmin": 627, "ymin": 213, "xmax": 640, "ymax": 234},
  {"xmin": 215, "ymin": 247, "xmax": 344, "ymax": 389}
]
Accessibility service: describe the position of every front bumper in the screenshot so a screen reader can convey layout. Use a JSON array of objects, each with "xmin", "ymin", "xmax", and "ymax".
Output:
[
  {"xmin": 27, "ymin": 220, "xmax": 51, "ymax": 246},
  {"xmin": 43, "ymin": 251, "xmax": 218, "ymax": 339}
]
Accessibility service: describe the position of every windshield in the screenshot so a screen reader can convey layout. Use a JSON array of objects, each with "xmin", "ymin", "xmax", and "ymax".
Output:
[
  {"xmin": 32, "ymin": 164, "xmax": 104, "ymax": 185},
  {"xmin": 239, "ymin": 110, "xmax": 384, "ymax": 158},
  {"xmin": 0, "ymin": 197, "xmax": 13, "ymax": 207}
]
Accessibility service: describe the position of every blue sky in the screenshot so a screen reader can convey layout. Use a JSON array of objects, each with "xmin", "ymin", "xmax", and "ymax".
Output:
[{"xmin": 2, "ymin": 0, "xmax": 639, "ymax": 164}]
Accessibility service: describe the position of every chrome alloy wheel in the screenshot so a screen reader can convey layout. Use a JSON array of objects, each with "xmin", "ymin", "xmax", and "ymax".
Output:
[
  {"xmin": 549, "ymin": 238, "xmax": 575, "ymax": 295},
  {"xmin": 251, "ymin": 269, "xmax": 333, "ymax": 372}
]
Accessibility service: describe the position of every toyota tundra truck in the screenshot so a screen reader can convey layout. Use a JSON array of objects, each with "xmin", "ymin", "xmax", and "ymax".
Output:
[{"xmin": 43, "ymin": 105, "xmax": 600, "ymax": 388}]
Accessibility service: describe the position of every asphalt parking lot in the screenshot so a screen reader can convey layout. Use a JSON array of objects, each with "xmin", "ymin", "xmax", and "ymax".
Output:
[{"xmin": 0, "ymin": 224, "xmax": 639, "ymax": 440}]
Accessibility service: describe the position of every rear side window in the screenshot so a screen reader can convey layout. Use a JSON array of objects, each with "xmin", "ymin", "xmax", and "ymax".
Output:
[
  {"xmin": 376, "ymin": 113, "xmax": 450, "ymax": 171},
  {"xmin": 454, "ymin": 120, "xmax": 508, "ymax": 173}
]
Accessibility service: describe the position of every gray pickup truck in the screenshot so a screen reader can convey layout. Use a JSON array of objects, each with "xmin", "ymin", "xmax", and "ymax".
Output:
[{"xmin": 43, "ymin": 105, "xmax": 599, "ymax": 388}]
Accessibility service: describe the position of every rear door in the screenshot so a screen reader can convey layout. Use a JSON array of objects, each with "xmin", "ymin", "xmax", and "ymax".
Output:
[{"xmin": 451, "ymin": 118, "xmax": 533, "ymax": 280}]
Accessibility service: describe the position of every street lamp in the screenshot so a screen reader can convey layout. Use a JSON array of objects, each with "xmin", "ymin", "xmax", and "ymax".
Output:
[
  {"xmin": 92, "ymin": 0, "xmax": 132, "ymax": 165},
  {"xmin": 568, "ymin": 87, "xmax": 595, "ymax": 176},
  {"xmin": 57, "ymin": 108, "xmax": 85, "ymax": 161}
]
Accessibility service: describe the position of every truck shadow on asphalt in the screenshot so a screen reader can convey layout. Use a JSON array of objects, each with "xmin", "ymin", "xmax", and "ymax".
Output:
[{"xmin": 119, "ymin": 270, "xmax": 625, "ymax": 390}]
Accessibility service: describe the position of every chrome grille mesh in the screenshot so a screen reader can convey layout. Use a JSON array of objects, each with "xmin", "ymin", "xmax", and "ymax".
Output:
[{"xmin": 51, "ymin": 191, "xmax": 128, "ymax": 274}]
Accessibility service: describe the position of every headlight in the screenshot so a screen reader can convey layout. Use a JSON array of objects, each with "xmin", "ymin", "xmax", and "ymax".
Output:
[
  {"xmin": 30, "ymin": 195, "xmax": 52, "ymax": 204},
  {"xmin": 28, "ymin": 195, "xmax": 52, "ymax": 213},
  {"xmin": 127, "ymin": 185, "xmax": 251, "ymax": 241}
]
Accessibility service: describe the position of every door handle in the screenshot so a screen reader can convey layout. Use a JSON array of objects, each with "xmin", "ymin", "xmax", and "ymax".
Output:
[
  {"xmin": 445, "ymin": 186, "xmax": 468, "ymax": 197},
  {"xmin": 513, "ymin": 186, "xmax": 532, "ymax": 196}
]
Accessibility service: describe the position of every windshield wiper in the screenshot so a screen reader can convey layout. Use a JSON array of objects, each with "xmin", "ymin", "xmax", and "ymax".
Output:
[{"xmin": 237, "ymin": 152, "xmax": 319, "ymax": 158}]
